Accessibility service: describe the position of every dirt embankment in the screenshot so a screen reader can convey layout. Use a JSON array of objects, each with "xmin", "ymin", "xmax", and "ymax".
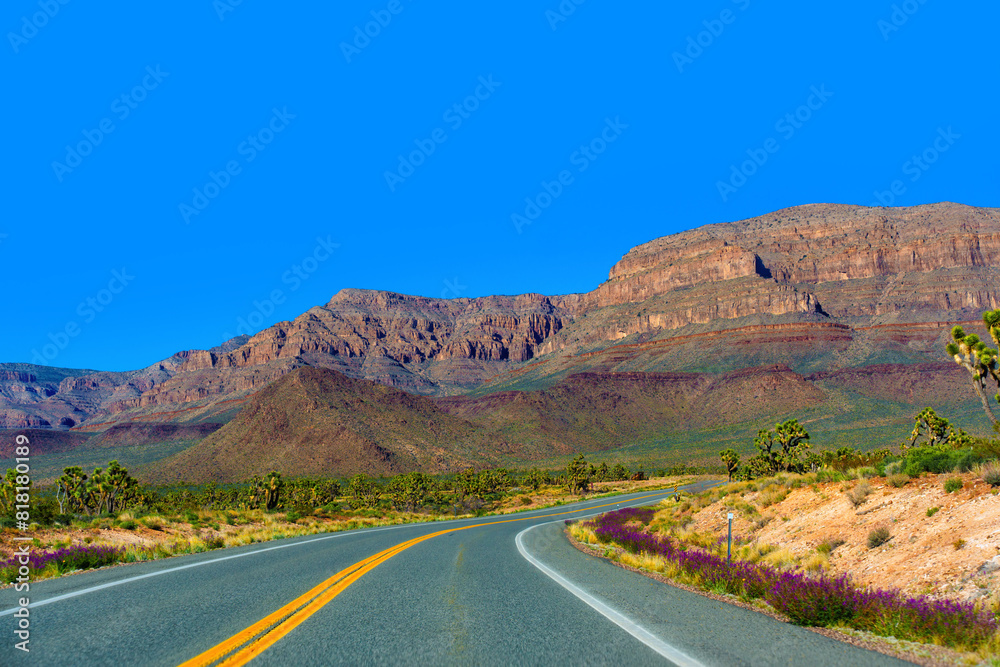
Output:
[{"xmin": 689, "ymin": 471, "xmax": 1000, "ymax": 603}]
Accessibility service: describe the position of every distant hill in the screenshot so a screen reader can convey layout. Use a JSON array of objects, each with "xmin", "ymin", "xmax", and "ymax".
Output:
[
  {"xmin": 144, "ymin": 367, "xmax": 493, "ymax": 483},
  {"xmin": 139, "ymin": 361, "xmax": 986, "ymax": 483}
]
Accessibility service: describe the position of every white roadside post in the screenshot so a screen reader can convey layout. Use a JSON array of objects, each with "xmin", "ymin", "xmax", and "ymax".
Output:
[{"xmin": 727, "ymin": 512, "xmax": 733, "ymax": 565}]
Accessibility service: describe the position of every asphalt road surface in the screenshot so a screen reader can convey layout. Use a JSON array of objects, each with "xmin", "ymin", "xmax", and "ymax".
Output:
[{"xmin": 0, "ymin": 482, "xmax": 913, "ymax": 666}]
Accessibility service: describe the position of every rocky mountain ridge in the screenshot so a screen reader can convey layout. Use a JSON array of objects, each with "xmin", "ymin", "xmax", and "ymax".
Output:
[{"xmin": 3, "ymin": 201, "xmax": 997, "ymax": 431}]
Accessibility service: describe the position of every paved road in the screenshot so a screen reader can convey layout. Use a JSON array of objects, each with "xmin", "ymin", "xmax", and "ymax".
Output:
[{"xmin": 0, "ymin": 482, "xmax": 913, "ymax": 666}]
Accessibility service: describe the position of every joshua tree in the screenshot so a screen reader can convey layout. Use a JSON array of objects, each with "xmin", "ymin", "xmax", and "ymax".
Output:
[
  {"xmin": 946, "ymin": 312, "xmax": 1000, "ymax": 430},
  {"xmin": 566, "ymin": 454, "xmax": 591, "ymax": 495},
  {"xmin": 347, "ymin": 473, "xmax": 380, "ymax": 509},
  {"xmin": 719, "ymin": 448, "xmax": 740, "ymax": 482},
  {"xmin": 749, "ymin": 419, "xmax": 810, "ymax": 477},
  {"xmin": 908, "ymin": 407, "xmax": 953, "ymax": 448}
]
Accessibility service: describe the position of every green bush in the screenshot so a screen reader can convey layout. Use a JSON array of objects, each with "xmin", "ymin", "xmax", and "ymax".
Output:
[
  {"xmin": 883, "ymin": 460, "xmax": 905, "ymax": 476},
  {"xmin": 867, "ymin": 526, "xmax": 892, "ymax": 549},
  {"xmin": 926, "ymin": 506, "xmax": 940, "ymax": 517},
  {"xmin": 32, "ymin": 497, "xmax": 59, "ymax": 525},
  {"xmin": 816, "ymin": 538, "xmax": 845, "ymax": 555},
  {"xmin": 904, "ymin": 447, "xmax": 978, "ymax": 477},
  {"xmin": 118, "ymin": 519, "xmax": 138, "ymax": 530},
  {"xmin": 943, "ymin": 477, "xmax": 963, "ymax": 493}
]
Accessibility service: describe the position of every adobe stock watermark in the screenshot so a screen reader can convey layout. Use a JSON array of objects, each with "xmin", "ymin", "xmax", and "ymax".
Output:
[
  {"xmin": 221, "ymin": 236, "xmax": 339, "ymax": 339},
  {"xmin": 179, "ymin": 107, "xmax": 296, "ymax": 224},
  {"xmin": 672, "ymin": 0, "xmax": 751, "ymax": 73},
  {"xmin": 29, "ymin": 268, "xmax": 135, "ymax": 366},
  {"xmin": 870, "ymin": 126, "xmax": 959, "ymax": 206},
  {"xmin": 51, "ymin": 65, "xmax": 169, "ymax": 183},
  {"xmin": 545, "ymin": 0, "xmax": 586, "ymax": 31},
  {"xmin": 384, "ymin": 75, "xmax": 501, "ymax": 192},
  {"xmin": 511, "ymin": 116, "xmax": 628, "ymax": 234},
  {"xmin": 440, "ymin": 277, "xmax": 467, "ymax": 299},
  {"xmin": 716, "ymin": 84, "xmax": 833, "ymax": 202},
  {"xmin": 877, "ymin": 0, "xmax": 928, "ymax": 40},
  {"xmin": 340, "ymin": 0, "xmax": 415, "ymax": 63},
  {"xmin": 213, "ymin": 0, "xmax": 245, "ymax": 21},
  {"xmin": 7, "ymin": 0, "xmax": 71, "ymax": 54}
]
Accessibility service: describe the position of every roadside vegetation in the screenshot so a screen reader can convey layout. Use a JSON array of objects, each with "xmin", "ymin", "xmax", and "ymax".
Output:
[
  {"xmin": 568, "ymin": 410, "xmax": 1000, "ymax": 663},
  {"xmin": 0, "ymin": 458, "xmax": 700, "ymax": 586},
  {"xmin": 570, "ymin": 503, "xmax": 999, "ymax": 661}
]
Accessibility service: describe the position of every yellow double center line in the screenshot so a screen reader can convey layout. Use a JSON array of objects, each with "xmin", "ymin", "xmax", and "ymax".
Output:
[{"xmin": 180, "ymin": 491, "xmax": 674, "ymax": 666}]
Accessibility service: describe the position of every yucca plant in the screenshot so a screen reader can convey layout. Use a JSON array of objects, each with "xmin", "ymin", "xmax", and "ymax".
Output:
[{"xmin": 946, "ymin": 314, "xmax": 1000, "ymax": 429}]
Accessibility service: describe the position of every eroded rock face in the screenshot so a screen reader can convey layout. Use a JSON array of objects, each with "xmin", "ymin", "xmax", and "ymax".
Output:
[
  {"xmin": 5, "ymin": 202, "xmax": 998, "ymax": 430},
  {"xmin": 121, "ymin": 292, "xmax": 571, "ymax": 413},
  {"xmin": 592, "ymin": 202, "xmax": 999, "ymax": 322},
  {"xmin": 0, "ymin": 357, "xmax": 187, "ymax": 432}
]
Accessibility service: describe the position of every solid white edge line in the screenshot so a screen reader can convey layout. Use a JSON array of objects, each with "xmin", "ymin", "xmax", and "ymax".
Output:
[
  {"xmin": 0, "ymin": 524, "xmax": 407, "ymax": 616},
  {"xmin": 0, "ymin": 486, "xmax": 701, "ymax": 617},
  {"xmin": 515, "ymin": 518, "xmax": 705, "ymax": 667}
]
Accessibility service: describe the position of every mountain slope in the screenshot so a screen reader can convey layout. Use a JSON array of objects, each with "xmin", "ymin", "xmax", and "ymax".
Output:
[{"xmin": 145, "ymin": 367, "xmax": 499, "ymax": 483}]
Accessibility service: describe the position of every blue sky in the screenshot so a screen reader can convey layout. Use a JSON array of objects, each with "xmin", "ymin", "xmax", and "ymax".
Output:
[{"xmin": 2, "ymin": 0, "xmax": 997, "ymax": 372}]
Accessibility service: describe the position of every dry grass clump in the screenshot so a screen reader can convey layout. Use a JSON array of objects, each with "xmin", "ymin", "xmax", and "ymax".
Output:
[
  {"xmin": 887, "ymin": 473, "xmax": 909, "ymax": 488},
  {"xmin": 568, "ymin": 523, "xmax": 600, "ymax": 545},
  {"xmin": 758, "ymin": 486, "xmax": 788, "ymax": 508},
  {"xmin": 975, "ymin": 460, "xmax": 1000, "ymax": 487},
  {"xmin": 867, "ymin": 526, "xmax": 892, "ymax": 549},
  {"xmin": 141, "ymin": 516, "xmax": 165, "ymax": 531},
  {"xmin": 845, "ymin": 481, "xmax": 873, "ymax": 508}
]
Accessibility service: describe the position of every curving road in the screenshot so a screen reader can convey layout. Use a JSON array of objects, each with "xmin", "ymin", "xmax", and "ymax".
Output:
[{"xmin": 1, "ymin": 482, "xmax": 912, "ymax": 666}]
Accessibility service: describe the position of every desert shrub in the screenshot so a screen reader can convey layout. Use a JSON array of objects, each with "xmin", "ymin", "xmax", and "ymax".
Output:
[
  {"xmin": 118, "ymin": 519, "xmax": 138, "ymax": 530},
  {"xmin": 845, "ymin": 481, "xmax": 873, "ymax": 508},
  {"xmin": 887, "ymin": 473, "xmax": 909, "ymax": 488},
  {"xmin": 883, "ymin": 460, "xmax": 905, "ymax": 476},
  {"xmin": 519, "ymin": 495, "xmax": 532, "ymax": 506},
  {"xmin": 943, "ymin": 477, "xmax": 963, "ymax": 493},
  {"xmin": 976, "ymin": 460, "xmax": 1000, "ymax": 487},
  {"xmin": 904, "ymin": 447, "xmax": 979, "ymax": 477},
  {"xmin": 758, "ymin": 486, "xmax": 788, "ymax": 507},
  {"xmin": 953, "ymin": 538, "xmax": 966, "ymax": 550},
  {"xmin": 814, "ymin": 470, "xmax": 843, "ymax": 483},
  {"xmin": 30, "ymin": 497, "xmax": 59, "ymax": 525},
  {"xmin": 142, "ymin": 517, "xmax": 164, "ymax": 531},
  {"xmin": 816, "ymin": 538, "xmax": 845, "ymax": 555},
  {"xmin": 205, "ymin": 536, "xmax": 225, "ymax": 550},
  {"xmin": 926, "ymin": 506, "xmax": 940, "ymax": 518},
  {"xmin": 851, "ymin": 467, "xmax": 878, "ymax": 479},
  {"xmin": 867, "ymin": 526, "xmax": 892, "ymax": 549}
]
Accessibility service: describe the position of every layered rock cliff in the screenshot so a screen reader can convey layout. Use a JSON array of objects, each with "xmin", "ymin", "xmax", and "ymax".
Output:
[{"xmin": 4, "ymin": 201, "xmax": 998, "ymax": 430}]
